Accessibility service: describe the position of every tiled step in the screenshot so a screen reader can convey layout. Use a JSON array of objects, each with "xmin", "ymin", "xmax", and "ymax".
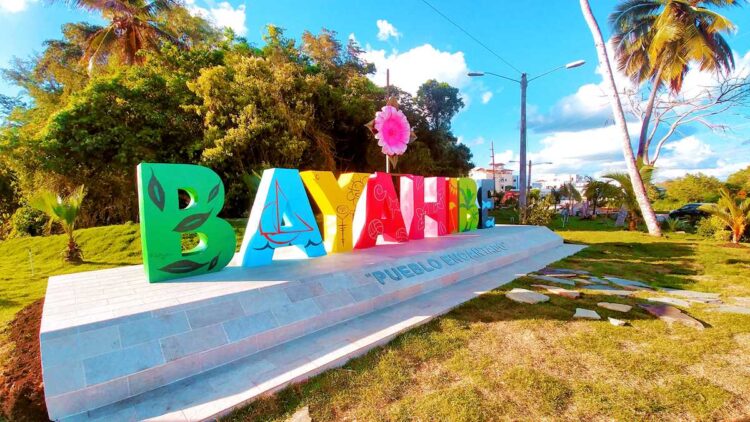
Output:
[
  {"xmin": 62, "ymin": 243, "xmax": 585, "ymax": 421},
  {"xmin": 41, "ymin": 226, "xmax": 570, "ymax": 420}
]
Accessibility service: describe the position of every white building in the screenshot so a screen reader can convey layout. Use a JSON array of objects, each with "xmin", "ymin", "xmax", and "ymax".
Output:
[
  {"xmin": 531, "ymin": 174, "xmax": 589, "ymax": 196},
  {"xmin": 469, "ymin": 163, "xmax": 518, "ymax": 191}
]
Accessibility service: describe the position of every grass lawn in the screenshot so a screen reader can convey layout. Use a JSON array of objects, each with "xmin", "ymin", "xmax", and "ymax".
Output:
[{"xmin": 1, "ymin": 218, "xmax": 750, "ymax": 420}]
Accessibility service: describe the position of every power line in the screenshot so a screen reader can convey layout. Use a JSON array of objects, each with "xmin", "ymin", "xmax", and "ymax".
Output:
[{"xmin": 419, "ymin": 0, "xmax": 522, "ymax": 74}]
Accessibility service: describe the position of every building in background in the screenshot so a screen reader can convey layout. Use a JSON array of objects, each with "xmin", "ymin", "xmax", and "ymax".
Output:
[
  {"xmin": 469, "ymin": 163, "xmax": 518, "ymax": 191},
  {"xmin": 531, "ymin": 173, "xmax": 588, "ymax": 195}
]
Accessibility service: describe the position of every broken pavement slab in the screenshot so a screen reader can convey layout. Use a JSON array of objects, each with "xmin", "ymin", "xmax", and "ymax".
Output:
[
  {"xmin": 574, "ymin": 308, "xmax": 601, "ymax": 320},
  {"xmin": 647, "ymin": 297, "xmax": 691, "ymax": 308},
  {"xmin": 531, "ymin": 284, "xmax": 581, "ymax": 299},
  {"xmin": 712, "ymin": 305, "xmax": 750, "ymax": 315},
  {"xmin": 287, "ymin": 406, "xmax": 312, "ymax": 422},
  {"xmin": 597, "ymin": 302, "xmax": 632, "ymax": 313},
  {"xmin": 584, "ymin": 285, "xmax": 636, "ymax": 296},
  {"xmin": 661, "ymin": 288, "xmax": 720, "ymax": 300},
  {"xmin": 506, "ymin": 288, "xmax": 550, "ymax": 304},
  {"xmin": 605, "ymin": 276, "xmax": 654, "ymax": 290},
  {"xmin": 608, "ymin": 317, "xmax": 628, "ymax": 327},
  {"xmin": 639, "ymin": 304, "xmax": 705, "ymax": 330},
  {"xmin": 538, "ymin": 267, "xmax": 589, "ymax": 277},
  {"xmin": 587, "ymin": 276, "xmax": 610, "ymax": 284},
  {"xmin": 528, "ymin": 274, "xmax": 575, "ymax": 286}
]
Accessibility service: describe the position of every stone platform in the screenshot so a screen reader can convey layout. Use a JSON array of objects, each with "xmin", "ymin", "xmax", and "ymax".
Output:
[{"xmin": 40, "ymin": 225, "xmax": 584, "ymax": 421}]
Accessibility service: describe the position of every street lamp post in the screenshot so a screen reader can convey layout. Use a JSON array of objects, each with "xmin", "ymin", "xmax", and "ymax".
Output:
[{"xmin": 468, "ymin": 59, "xmax": 584, "ymax": 222}]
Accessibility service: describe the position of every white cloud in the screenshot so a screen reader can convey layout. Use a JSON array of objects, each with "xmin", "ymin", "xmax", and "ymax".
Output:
[
  {"xmin": 651, "ymin": 135, "xmax": 750, "ymax": 181},
  {"xmin": 658, "ymin": 136, "xmax": 715, "ymax": 170},
  {"xmin": 528, "ymin": 123, "xmax": 641, "ymax": 175},
  {"xmin": 481, "ymin": 91, "xmax": 493, "ymax": 104},
  {"xmin": 185, "ymin": 0, "xmax": 247, "ymax": 36},
  {"xmin": 376, "ymin": 19, "xmax": 401, "ymax": 41},
  {"xmin": 492, "ymin": 149, "xmax": 517, "ymax": 166},
  {"xmin": 362, "ymin": 44, "xmax": 469, "ymax": 95},
  {"xmin": 0, "ymin": 0, "xmax": 35, "ymax": 13}
]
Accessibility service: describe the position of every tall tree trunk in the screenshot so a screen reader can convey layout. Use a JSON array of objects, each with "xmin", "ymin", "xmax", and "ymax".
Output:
[
  {"xmin": 638, "ymin": 71, "xmax": 663, "ymax": 164},
  {"xmin": 579, "ymin": 0, "xmax": 662, "ymax": 237}
]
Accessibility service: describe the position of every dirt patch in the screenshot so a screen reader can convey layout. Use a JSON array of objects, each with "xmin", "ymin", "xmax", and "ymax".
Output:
[
  {"xmin": 0, "ymin": 299, "xmax": 48, "ymax": 422},
  {"xmin": 721, "ymin": 243, "xmax": 748, "ymax": 249}
]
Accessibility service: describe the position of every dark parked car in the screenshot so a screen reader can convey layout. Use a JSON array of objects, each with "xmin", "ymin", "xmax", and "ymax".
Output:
[{"xmin": 669, "ymin": 203, "xmax": 710, "ymax": 220}]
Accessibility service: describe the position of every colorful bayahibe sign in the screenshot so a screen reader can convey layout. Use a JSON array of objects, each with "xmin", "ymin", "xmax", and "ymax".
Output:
[{"xmin": 137, "ymin": 163, "xmax": 496, "ymax": 282}]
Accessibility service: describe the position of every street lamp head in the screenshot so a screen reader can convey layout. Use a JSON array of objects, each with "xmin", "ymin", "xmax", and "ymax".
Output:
[
  {"xmin": 565, "ymin": 60, "xmax": 585, "ymax": 69},
  {"xmin": 467, "ymin": 72, "xmax": 485, "ymax": 77}
]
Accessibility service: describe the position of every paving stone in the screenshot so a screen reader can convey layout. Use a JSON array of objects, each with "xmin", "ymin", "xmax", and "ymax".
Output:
[
  {"xmin": 597, "ymin": 302, "xmax": 632, "ymax": 313},
  {"xmin": 531, "ymin": 284, "xmax": 581, "ymax": 299},
  {"xmin": 713, "ymin": 305, "xmax": 750, "ymax": 315},
  {"xmin": 608, "ymin": 317, "xmax": 628, "ymax": 327},
  {"xmin": 528, "ymin": 274, "xmax": 575, "ymax": 286},
  {"xmin": 538, "ymin": 267, "xmax": 589, "ymax": 276},
  {"xmin": 584, "ymin": 285, "xmax": 635, "ymax": 296},
  {"xmin": 647, "ymin": 297, "xmax": 691, "ymax": 308},
  {"xmin": 686, "ymin": 297, "xmax": 723, "ymax": 305},
  {"xmin": 587, "ymin": 276, "xmax": 610, "ymax": 284},
  {"xmin": 287, "ymin": 406, "xmax": 312, "ymax": 422},
  {"xmin": 661, "ymin": 289, "xmax": 720, "ymax": 300},
  {"xmin": 506, "ymin": 288, "xmax": 550, "ymax": 304},
  {"xmin": 605, "ymin": 276, "xmax": 653, "ymax": 290},
  {"xmin": 573, "ymin": 308, "xmax": 601, "ymax": 320},
  {"xmin": 639, "ymin": 304, "xmax": 705, "ymax": 330}
]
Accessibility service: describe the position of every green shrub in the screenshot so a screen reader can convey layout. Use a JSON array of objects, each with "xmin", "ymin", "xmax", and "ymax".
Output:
[
  {"xmin": 663, "ymin": 217, "xmax": 686, "ymax": 232},
  {"xmin": 526, "ymin": 196, "xmax": 556, "ymax": 226},
  {"xmin": 8, "ymin": 204, "xmax": 47, "ymax": 237},
  {"xmin": 696, "ymin": 216, "xmax": 727, "ymax": 239},
  {"xmin": 714, "ymin": 230, "xmax": 732, "ymax": 242}
]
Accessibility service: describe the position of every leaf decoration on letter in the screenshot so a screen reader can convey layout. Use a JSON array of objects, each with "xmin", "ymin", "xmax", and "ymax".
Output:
[
  {"xmin": 159, "ymin": 259, "xmax": 208, "ymax": 274},
  {"xmin": 208, "ymin": 183, "xmax": 220, "ymax": 202},
  {"xmin": 173, "ymin": 209, "xmax": 213, "ymax": 232},
  {"xmin": 148, "ymin": 170, "xmax": 165, "ymax": 211},
  {"xmin": 208, "ymin": 253, "xmax": 220, "ymax": 271}
]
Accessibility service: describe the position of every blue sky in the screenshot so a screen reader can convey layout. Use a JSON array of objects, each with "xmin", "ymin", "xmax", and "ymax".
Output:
[{"xmin": 2, "ymin": 0, "xmax": 750, "ymax": 181}]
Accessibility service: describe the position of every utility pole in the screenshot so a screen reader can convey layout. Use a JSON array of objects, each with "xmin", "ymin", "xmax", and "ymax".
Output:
[
  {"xmin": 490, "ymin": 140, "xmax": 498, "ymax": 191},
  {"xmin": 519, "ymin": 73, "xmax": 528, "ymax": 222},
  {"xmin": 527, "ymin": 159, "xmax": 532, "ymax": 198},
  {"xmin": 385, "ymin": 68, "xmax": 390, "ymax": 174}
]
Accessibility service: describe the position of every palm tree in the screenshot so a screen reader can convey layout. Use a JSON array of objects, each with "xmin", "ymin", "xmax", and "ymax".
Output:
[
  {"xmin": 30, "ymin": 186, "xmax": 87, "ymax": 263},
  {"xmin": 65, "ymin": 0, "xmax": 186, "ymax": 69},
  {"xmin": 700, "ymin": 187, "xmax": 749, "ymax": 243},
  {"xmin": 559, "ymin": 182, "xmax": 582, "ymax": 215},
  {"xmin": 579, "ymin": 0, "xmax": 663, "ymax": 236},
  {"xmin": 610, "ymin": 0, "xmax": 739, "ymax": 162},
  {"xmin": 604, "ymin": 166, "xmax": 655, "ymax": 231},
  {"xmin": 583, "ymin": 178, "xmax": 620, "ymax": 218}
]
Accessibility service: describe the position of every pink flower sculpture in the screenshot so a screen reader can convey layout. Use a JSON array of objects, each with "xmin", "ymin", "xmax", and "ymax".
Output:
[{"xmin": 373, "ymin": 105, "xmax": 411, "ymax": 155}]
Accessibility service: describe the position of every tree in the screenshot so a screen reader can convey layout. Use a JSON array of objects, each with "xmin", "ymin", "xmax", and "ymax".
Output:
[
  {"xmin": 64, "ymin": 0, "xmax": 186, "ymax": 68},
  {"xmin": 604, "ymin": 165, "xmax": 656, "ymax": 231},
  {"xmin": 416, "ymin": 79, "xmax": 464, "ymax": 131},
  {"xmin": 583, "ymin": 178, "xmax": 619, "ymax": 217},
  {"xmin": 700, "ymin": 187, "xmax": 749, "ymax": 243},
  {"xmin": 727, "ymin": 165, "xmax": 750, "ymax": 192},
  {"xmin": 559, "ymin": 182, "xmax": 582, "ymax": 215},
  {"xmin": 579, "ymin": 0, "xmax": 662, "ymax": 236},
  {"xmin": 30, "ymin": 185, "xmax": 87, "ymax": 262},
  {"xmin": 621, "ymin": 73, "xmax": 750, "ymax": 165},
  {"xmin": 610, "ymin": 0, "xmax": 740, "ymax": 162},
  {"xmin": 661, "ymin": 173, "xmax": 723, "ymax": 204}
]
